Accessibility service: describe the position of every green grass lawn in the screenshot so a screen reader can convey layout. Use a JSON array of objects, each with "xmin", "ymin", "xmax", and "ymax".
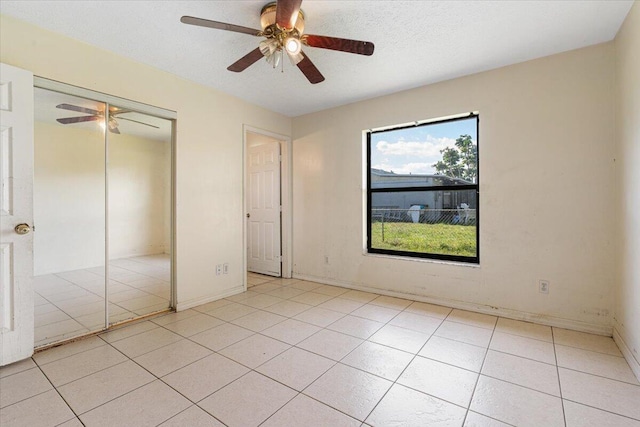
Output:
[{"xmin": 371, "ymin": 222, "xmax": 476, "ymax": 257}]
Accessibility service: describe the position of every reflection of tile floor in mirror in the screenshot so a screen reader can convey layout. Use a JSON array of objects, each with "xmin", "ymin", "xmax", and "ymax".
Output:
[
  {"xmin": 34, "ymin": 254, "xmax": 171, "ymax": 347},
  {"xmin": 4, "ymin": 274, "xmax": 639, "ymax": 426}
]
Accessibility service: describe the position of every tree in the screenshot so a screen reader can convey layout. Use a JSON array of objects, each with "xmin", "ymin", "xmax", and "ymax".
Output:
[{"xmin": 432, "ymin": 135, "xmax": 477, "ymax": 182}]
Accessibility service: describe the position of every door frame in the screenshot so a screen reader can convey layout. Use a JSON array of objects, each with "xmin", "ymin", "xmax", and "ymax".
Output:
[
  {"xmin": 243, "ymin": 125, "xmax": 292, "ymax": 287},
  {"xmin": 33, "ymin": 76, "xmax": 178, "ymax": 322}
]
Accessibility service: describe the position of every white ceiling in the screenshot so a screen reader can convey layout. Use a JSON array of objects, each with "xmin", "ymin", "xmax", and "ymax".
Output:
[{"xmin": 1, "ymin": 1, "xmax": 633, "ymax": 117}]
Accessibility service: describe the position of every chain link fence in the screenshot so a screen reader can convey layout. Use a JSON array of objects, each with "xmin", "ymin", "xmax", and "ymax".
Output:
[
  {"xmin": 372, "ymin": 207, "xmax": 476, "ymax": 228},
  {"xmin": 371, "ymin": 208, "xmax": 477, "ymax": 256}
]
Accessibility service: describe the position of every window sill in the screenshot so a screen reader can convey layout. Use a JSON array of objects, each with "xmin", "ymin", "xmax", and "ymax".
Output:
[{"xmin": 363, "ymin": 251, "xmax": 480, "ymax": 268}]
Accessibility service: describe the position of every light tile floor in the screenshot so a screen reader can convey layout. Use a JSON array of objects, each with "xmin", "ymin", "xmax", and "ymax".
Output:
[
  {"xmin": 34, "ymin": 254, "xmax": 171, "ymax": 347},
  {"xmin": 2, "ymin": 273, "xmax": 639, "ymax": 426}
]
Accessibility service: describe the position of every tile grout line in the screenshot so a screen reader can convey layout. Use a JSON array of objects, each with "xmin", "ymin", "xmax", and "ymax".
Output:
[
  {"xmin": 461, "ymin": 316, "xmax": 497, "ymax": 426},
  {"xmin": 138, "ymin": 317, "xmax": 305, "ymax": 412},
  {"xmin": 161, "ymin": 404, "xmax": 230, "ymax": 427},
  {"xmin": 0, "ymin": 381, "xmax": 50, "ymax": 412},
  {"xmin": 354, "ymin": 308, "xmax": 449, "ymax": 423},
  {"xmin": 32, "ymin": 356, "xmax": 86, "ymax": 426},
  {"xmin": 35, "ymin": 336, "xmax": 109, "ymax": 367},
  {"xmin": 554, "ymin": 341, "xmax": 628, "ymax": 358},
  {"xmin": 36, "ymin": 351, "xmax": 133, "ymax": 388},
  {"xmin": 550, "ymin": 334, "xmax": 640, "ymax": 422},
  {"xmin": 560, "ymin": 397, "xmax": 640, "ymax": 423},
  {"xmin": 69, "ymin": 337, "xmax": 219, "ymax": 424},
  {"xmin": 255, "ymin": 285, "xmax": 409, "ymax": 423},
  {"xmin": 289, "ymin": 298, "xmax": 411, "ymax": 424},
  {"xmin": 36, "ymin": 328, "xmax": 178, "ymax": 393},
  {"xmin": 555, "ymin": 365, "xmax": 640, "ymax": 387},
  {"xmin": 273, "ymin": 393, "xmax": 361, "ymax": 425},
  {"xmin": 552, "ymin": 327, "xmax": 569, "ymax": 427}
]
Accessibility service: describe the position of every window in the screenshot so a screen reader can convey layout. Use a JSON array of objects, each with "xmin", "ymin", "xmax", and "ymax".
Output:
[{"xmin": 366, "ymin": 114, "xmax": 479, "ymax": 263}]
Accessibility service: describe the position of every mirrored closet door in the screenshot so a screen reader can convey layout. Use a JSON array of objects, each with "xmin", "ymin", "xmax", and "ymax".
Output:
[
  {"xmin": 33, "ymin": 84, "xmax": 174, "ymax": 348},
  {"xmin": 33, "ymin": 89, "xmax": 107, "ymax": 347},
  {"xmin": 107, "ymin": 108, "xmax": 173, "ymax": 324}
]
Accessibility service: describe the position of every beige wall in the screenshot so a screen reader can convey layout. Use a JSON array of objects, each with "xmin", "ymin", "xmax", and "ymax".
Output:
[
  {"xmin": 247, "ymin": 132, "xmax": 280, "ymax": 148},
  {"xmin": 1, "ymin": 15, "xmax": 292, "ymax": 307},
  {"xmin": 292, "ymin": 43, "xmax": 616, "ymax": 333},
  {"xmin": 614, "ymin": 1, "xmax": 640, "ymax": 375}
]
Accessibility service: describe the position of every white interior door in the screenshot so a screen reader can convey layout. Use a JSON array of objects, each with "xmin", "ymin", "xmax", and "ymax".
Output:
[
  {"xmin": 247, "ymin": 141, "xmax": 281, "ymax": 276},
  {"xmin": 0, "ymin": 63, "xmax": 34, "ymax": 366}
]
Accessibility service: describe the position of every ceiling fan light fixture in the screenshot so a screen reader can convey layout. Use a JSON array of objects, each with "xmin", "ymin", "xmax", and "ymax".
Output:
[
  {"xmin": 108, "ymin": 117, "xmax": 119, "ymax": 131},
  {"xmin": 266, "ymin": 49, "xmax": 281, "ymax": 68},
  {"xmin": 286, "ymin": 50, "xmax": 304, "ymax": 66},
  {"xmin": 284, "ymin": 37, "xmax": 301, "ymax": 55},
  {"xmin": 260, "ymin": 38, "xmax": 279, "ymax": 56}
]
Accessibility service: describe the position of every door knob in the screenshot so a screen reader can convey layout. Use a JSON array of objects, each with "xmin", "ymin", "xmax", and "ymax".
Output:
[
  {"xmin": 246, "ymin": 213, "xmax": 250, "ymax": 218},
  {"xmin": 14, "ymin": 223, "xmax": 31, "ymax": 235}
]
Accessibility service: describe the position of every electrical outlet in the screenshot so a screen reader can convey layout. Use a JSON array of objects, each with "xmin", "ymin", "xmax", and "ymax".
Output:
[
  {"xmin": 223, "ymin": 263, "xmax": 229, "ymax": 274},
  {"xmin": 539, "ymin": 279, "xmax": 550, "ymax": 294},
  {"xmin": 324, "ymin": 256, "xmax": 329, "ymax": 265},
  {"xmin": 216, "ymin": 264, "xmax": 222, "ymax": 275}
]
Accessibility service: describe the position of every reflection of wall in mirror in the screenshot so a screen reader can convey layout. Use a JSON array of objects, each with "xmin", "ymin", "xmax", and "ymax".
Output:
[{"xmin": 33, "ymin": 121, "xmax": 171, "ymax": 275}]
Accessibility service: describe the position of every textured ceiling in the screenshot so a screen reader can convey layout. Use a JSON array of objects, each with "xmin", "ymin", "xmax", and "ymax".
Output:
[{"xmin": 1, "ymin": 1, "xmax": 633, "ymax": 117}]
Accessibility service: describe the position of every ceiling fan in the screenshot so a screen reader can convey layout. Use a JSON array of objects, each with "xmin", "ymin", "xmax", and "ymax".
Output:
[
  {"xmin": 181, "ymin": 0, "xmax": 375, "ymax": 84},
  {"xmin": 55, "ymin": 103, "xmax": 159, "ymax": 134}
]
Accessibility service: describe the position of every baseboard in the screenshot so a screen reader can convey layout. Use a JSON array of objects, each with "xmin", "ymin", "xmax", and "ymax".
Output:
[
  {"xmin": 176, "ymin": 285, "xmax": 244, "ymax": 311},
  {"xmin": 293, "ymin": 273, "xmax": 613, "ymax": 336},
  {"xmin": 112, "ymin": 250, "xmax": 167, "ymax": 260},
  {"xmin": 613, "ymin": 327, "xmax": 640, "ymax": 382}
]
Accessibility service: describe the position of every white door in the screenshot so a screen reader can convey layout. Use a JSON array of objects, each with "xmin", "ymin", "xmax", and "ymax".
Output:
[
  {"xmin": 0, "ymin": 63, "xmax": 34, "ymax": 366},
  {"xmin": 247, "ymin": 141, "xmax": 281, "ymax": 276}
]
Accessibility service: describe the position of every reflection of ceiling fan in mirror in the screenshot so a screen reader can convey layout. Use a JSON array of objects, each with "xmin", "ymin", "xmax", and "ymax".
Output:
[
  {"xmin": 181, "ymin": 0, "xmax": 375, "ymax": 84},
  {"xmin": 55, "ymin": 103, "xmax": 159, "ymax": 134}
]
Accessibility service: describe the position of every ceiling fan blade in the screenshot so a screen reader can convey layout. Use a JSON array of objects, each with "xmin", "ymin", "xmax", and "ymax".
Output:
[
  {"xmin": 228, "ymin": 47, "xmax": 265, "ymax": 72},
  {"xmin": 56, "ymin": 115, "xmax": 101, "ymax": 124},
  {"xmin": 276, "ymin": 0, "xmax": 302, "ymax": 30},
  {"xmin": 304, "ymin": 35, "xmax": 375, "ymax": 56},
  {"xmin": 116, "ymin": 116, "xmax": 160, "ymax": 129},
  {"xmin": 296, "ymin": 52, "xmax": 325, "ymax": 84},
  {"xmin": 56, "ymin": 103, "xmax": 101, "ymax": 115},
  {"xmin": 180, "ymin": 16, "xmax": 261, "ymax": 36}
]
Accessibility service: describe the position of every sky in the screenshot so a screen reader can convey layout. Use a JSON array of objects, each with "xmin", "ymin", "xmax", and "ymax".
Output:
[{"xmin": 371, "ymin": 116, "xmax": 477, "ymax": 175}]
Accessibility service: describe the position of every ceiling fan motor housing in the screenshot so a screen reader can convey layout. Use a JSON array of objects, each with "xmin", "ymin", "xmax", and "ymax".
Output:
[{"xmin": 260, "ymin": 2, "xmax": 305, "ymax": 36}]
